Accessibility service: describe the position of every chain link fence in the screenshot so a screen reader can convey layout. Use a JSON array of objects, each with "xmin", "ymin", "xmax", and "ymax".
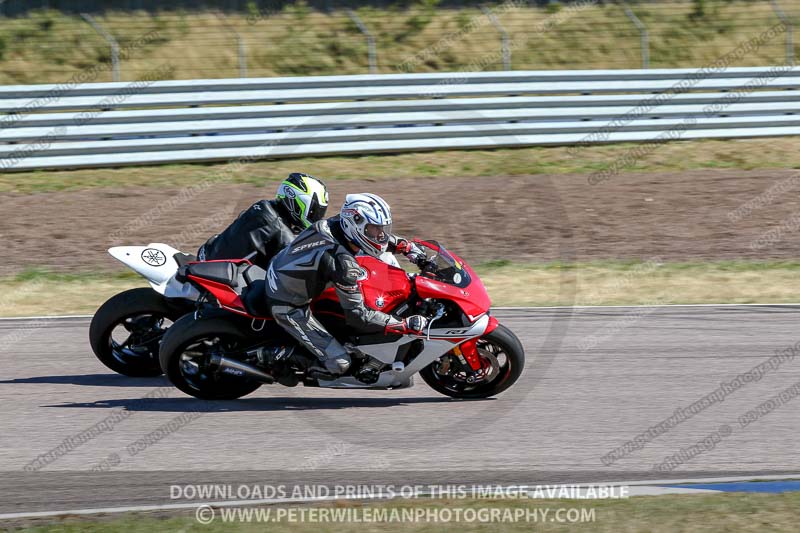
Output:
[{"xmin": 0, "ymin": 1, "xmax": 796, "ymax": 83}]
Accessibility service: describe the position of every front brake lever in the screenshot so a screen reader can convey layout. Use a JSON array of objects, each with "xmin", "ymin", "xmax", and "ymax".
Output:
[{"xmin": 426, "ymin": 304, "xmax": 446, "ymax": 341}]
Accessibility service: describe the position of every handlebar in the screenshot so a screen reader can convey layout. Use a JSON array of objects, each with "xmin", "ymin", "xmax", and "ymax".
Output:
[{"xmin": 406, "ymin": 250, "xmax": 437, "ymax": 274}]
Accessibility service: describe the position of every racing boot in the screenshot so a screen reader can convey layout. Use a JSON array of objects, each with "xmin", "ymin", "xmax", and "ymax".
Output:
[
  {"xmin": 309, "ymin": 351, "xmax": 351, "ymax": 378},
  {"xmin": 322, "ymin": 352, "xmax": 352, "ymax": 376}
]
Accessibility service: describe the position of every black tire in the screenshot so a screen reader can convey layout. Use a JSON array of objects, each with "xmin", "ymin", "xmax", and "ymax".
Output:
[
  {"xmin": 159, "ymin": 313, "xmax": 262, "ymax": 400},
  {"xmin": 420, "ymin": 324, "xmax": 525, "ymax": 399},
  {"xmin": 89, "ymin": 288, "xmax": 189, "ymax": 377}
]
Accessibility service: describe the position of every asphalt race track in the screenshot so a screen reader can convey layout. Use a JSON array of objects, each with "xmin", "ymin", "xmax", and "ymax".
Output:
[{"xmin": 1, "ymin": 305, "xmax": 799, "ymax": 514}]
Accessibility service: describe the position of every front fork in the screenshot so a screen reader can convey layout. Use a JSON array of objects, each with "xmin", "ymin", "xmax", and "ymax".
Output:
[
  {"xmin": 451, "ymin": 315, "xmax": 500, "ymax": 372},
  {"xmin": 453, "ymin": 339, "xmax": 482, "ymax": 371}
]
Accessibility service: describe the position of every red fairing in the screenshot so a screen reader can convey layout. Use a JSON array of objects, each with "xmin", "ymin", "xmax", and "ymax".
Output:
[
  {"xmin": 317, "ymin": 256, "xmax": 412, "ymax": 312},
  {"xmin": 185, "ymin": 258, "xmax": 254, "ymax": 315},
  {"xmin": 414, "ymin": 254, "xmax": 491, "ymax": 321},
  {"xmin": 187, "ymin": 276, "xmax": 245, "ymax": 311},
  {"xmin": 485, "ymin": 315, "xmax": 500, "ymax": 335},
  {"xmin": 358, "ymin": 256, "xmax": 413, "ymax": 312}
]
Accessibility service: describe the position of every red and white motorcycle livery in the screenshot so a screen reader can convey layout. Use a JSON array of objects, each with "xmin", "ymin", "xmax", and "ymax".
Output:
[
  {"xmin": 89, "ymin": 244, "xmax": 403, "ymax": 377},
  {"xmin": 159, "ymin": 239, "xmax": 525, "ymax": 400}
]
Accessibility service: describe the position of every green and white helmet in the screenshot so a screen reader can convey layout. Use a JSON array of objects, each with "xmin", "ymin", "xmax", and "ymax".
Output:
[{"xmin": 276, "ymin": 173, "xmax": 329, "ymax": 229}]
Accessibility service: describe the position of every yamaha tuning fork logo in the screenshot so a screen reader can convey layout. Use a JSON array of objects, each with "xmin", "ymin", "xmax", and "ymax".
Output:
[{"xmin": 141, "ymin": 248, "xmax": 167, "ymax": 267}]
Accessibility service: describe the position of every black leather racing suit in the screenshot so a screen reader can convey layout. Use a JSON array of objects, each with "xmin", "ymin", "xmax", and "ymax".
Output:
[
  {"xmin": 198, "ymin": 199, "xmax": 296, "ymax": 269},
  {"xmin": 265, "ymin": 215, "xmax": 401, "ymax": 363}
]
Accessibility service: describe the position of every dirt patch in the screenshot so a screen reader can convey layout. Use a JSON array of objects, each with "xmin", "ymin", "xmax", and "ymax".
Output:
[{"xmin": 1, "ymin": 168, "xmax": 797, "ymax": 275}]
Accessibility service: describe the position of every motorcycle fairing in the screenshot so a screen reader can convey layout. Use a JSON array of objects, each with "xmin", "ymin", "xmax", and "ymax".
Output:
[
  {"xmin": 316, "ymin": 255, "xmax": 412, "ymax": 314},
  {"xmin": 412, "ymin": 242, "xmax": 491, "ymax": 321},
  {"xmin": 108, "ymin": 243, "xmax": 200, "ymax": 300},
  {"xmin": 184, "ymin": 260, "xmax": 272, "ymax": 319},
  {"xmin": 318, "ymin": 314, "xmax": 491, "ymax": 389}
]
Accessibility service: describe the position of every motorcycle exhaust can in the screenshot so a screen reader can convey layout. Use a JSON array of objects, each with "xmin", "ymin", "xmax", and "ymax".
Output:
[{"xmin": 209, "ymin": 354, "xmax": 275, "ymax": 384}]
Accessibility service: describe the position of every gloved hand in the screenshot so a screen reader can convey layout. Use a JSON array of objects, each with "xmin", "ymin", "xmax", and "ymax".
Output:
[
  {"xmin": 395, "ymin": 239, "xmax": 426, "ymax": 265},
  {"xmin": 394, "ymin": 238, "xmax": 414, "ymax": 255},
  {"xmin": 386, "ymin": 315, "xmax": 428, "ymax": 336}
]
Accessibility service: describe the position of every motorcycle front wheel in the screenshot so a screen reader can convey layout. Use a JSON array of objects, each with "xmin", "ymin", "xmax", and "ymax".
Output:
[{"xmin": 420, "ymin": 324, "xmax": 525, "ymax": 399}]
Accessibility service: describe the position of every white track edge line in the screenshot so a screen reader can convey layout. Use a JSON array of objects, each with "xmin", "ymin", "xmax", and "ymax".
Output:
[
  {"xmin": 1, "ymin": 475, "xmax": 798, "ymax": 521},
  {"xmin": 492, "ymin": 303, "xmax": 800, "ymax": 310},
  {"xmin": 0, "ymin": 314, "xmax": 93, "ymax": 321}
]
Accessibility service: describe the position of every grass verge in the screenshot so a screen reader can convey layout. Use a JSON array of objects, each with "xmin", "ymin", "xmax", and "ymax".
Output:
[
  {"xmin": 3, "ymin": 137, "xmax": 800, "ymax": 194},
  {"xmin": 479, "ymin": 259, "xmax": 800, "ymax": 307},
  {"xmin": 0, "ymin": 270, "xmax": 142, "ymax": 317},
  {"xmin": 2, "ymin": 260, "xmax": 799, "ymax": 317},
  {"xmin": 0, "ymin": 2, "xmax": 790, "ymax": 84},
  {"xmin": 9, "ymin": 493, "xmax": 800, "ymax": 532}
]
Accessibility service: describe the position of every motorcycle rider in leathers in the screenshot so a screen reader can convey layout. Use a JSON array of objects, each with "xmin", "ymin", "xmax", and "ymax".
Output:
[
  {"xmin": 266, "ymin": 193, "xmax": 430, "ymax": 376},
  {"xmin": 197, "ymin": 173, "xmax": 329, "ymax": 269}
]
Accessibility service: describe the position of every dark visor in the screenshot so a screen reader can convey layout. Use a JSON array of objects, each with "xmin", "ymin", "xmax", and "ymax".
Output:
[{"xmin": 307, "ymin": 195, "xmax": 328, "ymax": 223}]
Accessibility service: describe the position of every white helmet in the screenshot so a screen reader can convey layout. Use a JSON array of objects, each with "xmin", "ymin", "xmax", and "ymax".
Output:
[{"xmin": 340, "ymin": 193, "xmax": 393, "ymax": 257}]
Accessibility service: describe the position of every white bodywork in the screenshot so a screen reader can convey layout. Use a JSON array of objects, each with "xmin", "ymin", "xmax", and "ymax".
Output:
[
  {"xmin": 108, "ymin": 243, "xmax": 201, "ymax": 300},
  {"xmin": 361, "ymin": 250, "xmax": 400, "ymax": 268},
  {"xmin": 318, "ymin": 314, "xmax": 490, "ymax": 389}
]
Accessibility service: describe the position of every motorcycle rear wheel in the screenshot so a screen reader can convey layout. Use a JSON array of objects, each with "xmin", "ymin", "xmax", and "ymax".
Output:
[
  {"xmin": 420, "ymin": 324, "xmax": 524, "ymax": 399},
  {"xmin": 89, "ymin": 288, "xmax": 189, "ymax": 377},
  {"xmin": 160, "ymin": 314, "xmax": 263, "ymax": 400}
]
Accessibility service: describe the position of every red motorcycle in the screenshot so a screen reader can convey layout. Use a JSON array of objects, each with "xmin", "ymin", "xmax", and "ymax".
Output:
[{"xmin": 158, "ymin": 239, "xmax": 524, "ymax": 400}]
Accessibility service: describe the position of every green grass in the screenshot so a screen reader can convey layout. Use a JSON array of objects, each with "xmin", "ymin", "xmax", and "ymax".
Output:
[
  {"xmin": 3, "ymin": 137, "xmax": 800, "ymax": 194},
  {"xmin": 9, "ymin": 267, "xmax": 140, "ymax": 283},
  {"xmin": 10, "ymin": 493, "xmax": 800, "ymax": 532},
  {"xmin": 0, "ymin": 1, "xmax": 792, "ymax": 83},
  {"xmin": 0, "ymin": 0, "xmax": 797, "ymax": 84},
  {"xmin": 3, "ymin": 260, "xmax": 800, "ymax": 317},
  {"xmin": 477, "ymin": 259, "xmax": 800, "ymax": 307},
  {"xmin": 0, "ymin": 269, "xmax": 142, "ymax": 317}
]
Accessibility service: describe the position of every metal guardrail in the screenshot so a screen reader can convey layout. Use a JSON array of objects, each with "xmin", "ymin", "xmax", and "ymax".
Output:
[
  {"xmin": 1, "ymin": 68, "xmax": 799, "ymax": 171},
  {"xmin": 2, "ymin": 67, "xmax": 795, "ymax": 96}
]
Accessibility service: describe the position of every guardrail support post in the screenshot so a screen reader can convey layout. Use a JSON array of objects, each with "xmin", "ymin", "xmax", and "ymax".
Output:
[
  {"xmin": 770, "ymin": 0, "xmax": 794, "ymax": 66},
  {"xmin": 80, "ymin": 14, "xmax": 120, "ymax": 81},
  {"xmin": 215, "ymin": 13, "xmax": 248, "ymax": 78},
  {"xmin": 347, "ymin": 9, "xmax": 377, "ymax": 74},
  {"xmin": 623, "ymin": 4, "xmax": 649, "ymax": 69},
  {"xmin": 480, "ymin": 6, "xmax": 511, "ymax": 70},
  {"xmin": 238, "ymin": 36, "xmax": 247, "ymax": 78}
]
